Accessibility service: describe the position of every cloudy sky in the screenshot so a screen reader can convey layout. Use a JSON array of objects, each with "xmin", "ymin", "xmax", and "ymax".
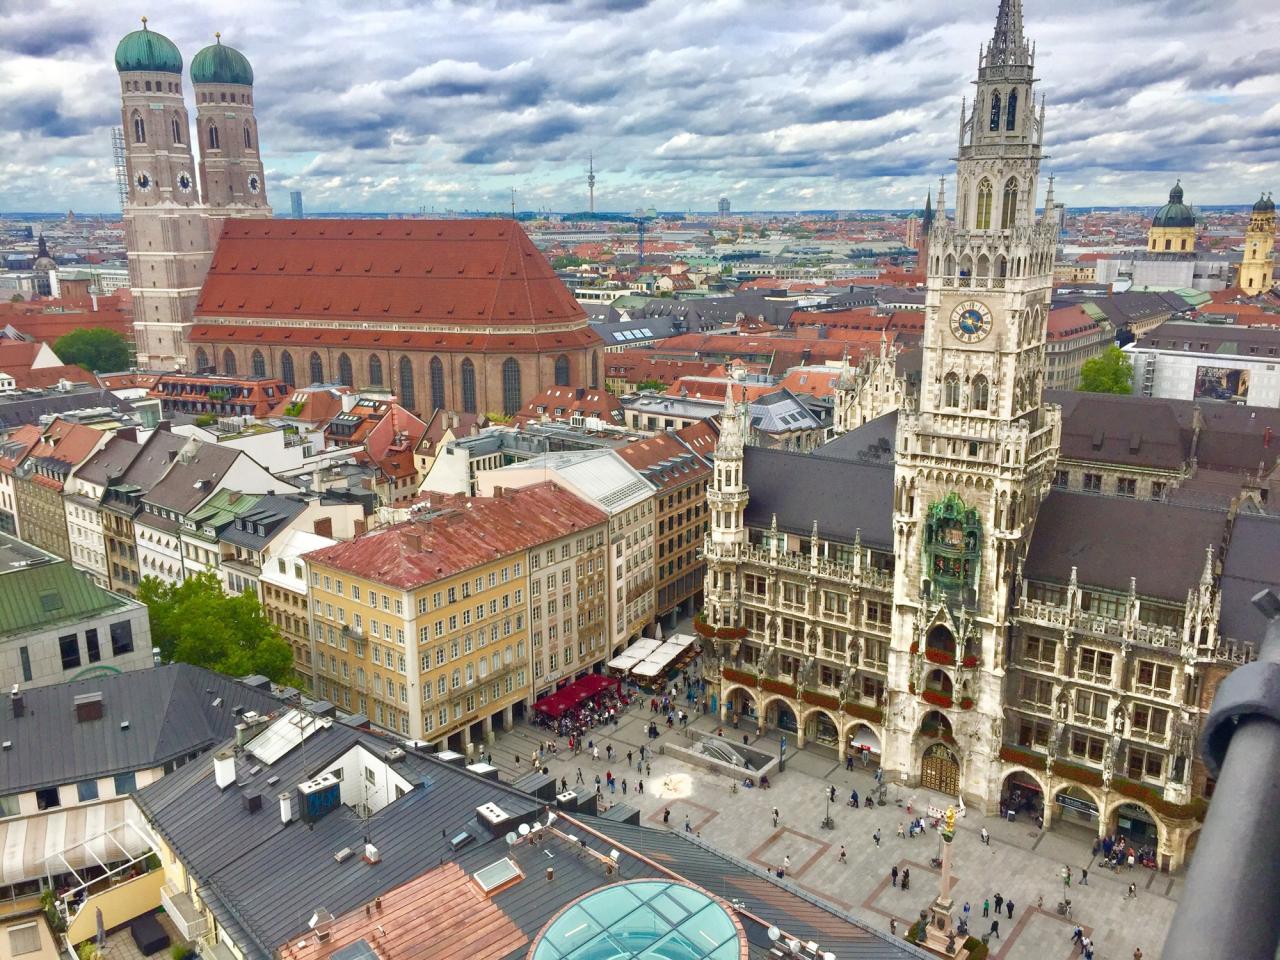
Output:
[{"xmin": 2, "ymin": 0, "xmax": 1278, "ymax": 214}]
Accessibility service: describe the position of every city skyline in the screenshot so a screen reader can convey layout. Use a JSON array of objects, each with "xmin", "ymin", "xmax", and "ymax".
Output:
[{"xmin": 1, "ymin": 0, "xmax": 1278, "ymax": 214}]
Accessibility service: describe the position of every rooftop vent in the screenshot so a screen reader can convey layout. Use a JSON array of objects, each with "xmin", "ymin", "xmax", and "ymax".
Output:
[
  {"xmin": 362, "ymin": 843, "xmax": 381, "ymax": 865},
  {"xmin": 74, "ymin": 692, "xmax": 104, "ymax": 723},
  {"xmin": 242, "ymin": 793, "xmax": 263, "ymax": 814},
  {"xmin": 308, "ymin": 908, "xmax": 334, "ymax": 943},
  {"xmin": 382, "ymin": 747, "xmax": 405, "ymax": 764},
  {"xmin": 476, "ymin": 802, "xmax": 510, "ymax": 829}
]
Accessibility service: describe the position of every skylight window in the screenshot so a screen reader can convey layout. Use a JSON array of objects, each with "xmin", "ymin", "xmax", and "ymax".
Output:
[{"xmin": 473, "ymin": 857, "xmax": 523, "ymax": 894}]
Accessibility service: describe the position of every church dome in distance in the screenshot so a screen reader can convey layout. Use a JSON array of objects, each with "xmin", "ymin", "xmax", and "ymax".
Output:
[
  {"xmin": 1254, "ymin": 192, "xmax": 1275, "ymax": 214},
  {"xmin": 115, "ymin": 19, "xmax": 183, "ymax": 74},
  {"xmin": 191, "ymin": 34, "xmax": 254, "ymax": 86},
  {"xmin": 1152, "ymin": 181, "xmax": 1196, "ymax": 228}
]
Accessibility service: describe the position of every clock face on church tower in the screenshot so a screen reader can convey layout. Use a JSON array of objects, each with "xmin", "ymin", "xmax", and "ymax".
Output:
[{"xmin": 950, "ymin": 300, "xmax": 993, "ymax": 344}]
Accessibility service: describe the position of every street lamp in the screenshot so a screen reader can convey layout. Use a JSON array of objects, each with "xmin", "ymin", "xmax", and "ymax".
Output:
[{"xmin": 821, "ymin": 787, "xmax": 835, "ymax": 830}]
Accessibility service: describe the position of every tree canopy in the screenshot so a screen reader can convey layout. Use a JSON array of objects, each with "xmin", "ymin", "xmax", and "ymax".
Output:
[
  {"xmin": 1078, "ymin": 345, "xmax": 1133, "ymax": 394},
  {"xmin": 53, "ymin": 327, "xmax": 131, "ymax": 373},
  {"xmin": 139, "ymin": 572, "xmax": 296, "ymax": 683}
]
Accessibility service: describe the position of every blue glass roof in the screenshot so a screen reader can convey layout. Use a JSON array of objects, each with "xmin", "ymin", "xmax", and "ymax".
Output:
[{"xmin": 531, "ymin": 880, "xmax": 742, "ymax": 960}]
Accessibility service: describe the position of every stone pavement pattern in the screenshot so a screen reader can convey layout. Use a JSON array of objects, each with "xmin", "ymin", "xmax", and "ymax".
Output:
[{"xmin": 487, "ymin": 695, "xmax": 1177, "ymax": 960}]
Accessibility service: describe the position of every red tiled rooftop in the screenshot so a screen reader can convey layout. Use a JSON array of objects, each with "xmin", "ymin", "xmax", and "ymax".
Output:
[
  {"xmin": 514, "ymin": 386, "xmax": 624, "ymax": 425},
  {"xmin": 305, "ymin": 482, "xmax": 607, "ymax": 588},
  {"xmin": 195, "ymin": 219, "xmax": 588, "ymax": 331},
  {"xmin": 186, "ymin": 324, "xmax": 600, "ymax": 355}
]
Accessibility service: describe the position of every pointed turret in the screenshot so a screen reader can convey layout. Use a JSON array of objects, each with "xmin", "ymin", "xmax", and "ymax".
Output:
[{"xmin": 922, "ymin": 191, "xmax": 934, "ymax": 233}]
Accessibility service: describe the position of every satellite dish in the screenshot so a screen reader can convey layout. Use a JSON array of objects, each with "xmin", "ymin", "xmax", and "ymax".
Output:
[
  {"xmin": 767, "ymin": 927, "xmax": 781, "ymax": 942},
  {"xmin": 504, "ymin": 832, "xmax": 517, "ymax": 846},
  {"xmin": 518, "ymin": 823, "xmax": 531, "ymax": 837},
  {"xmin": 546, "ymin": 811, "xmax": 558, "ymax": 825}
]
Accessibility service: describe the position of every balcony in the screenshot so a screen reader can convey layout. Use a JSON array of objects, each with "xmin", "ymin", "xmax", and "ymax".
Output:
[{"xmin": 161, "ymin": 881, "xmax": 208, "ymax": 940}]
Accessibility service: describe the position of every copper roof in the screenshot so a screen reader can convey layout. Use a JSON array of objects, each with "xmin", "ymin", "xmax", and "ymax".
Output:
[{"xmin": 195, "ymin": 219, "xmax": 588, "ymax": 332}]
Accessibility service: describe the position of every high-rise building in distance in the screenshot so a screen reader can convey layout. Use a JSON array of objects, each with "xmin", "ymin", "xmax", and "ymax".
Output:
[
  {"xmin": 718, "ymin": 197, "xmax": 730, "ymax": 215},
  {"xmin": 290, "ymin": 190, "xmax": 304, "ymax": 218}
]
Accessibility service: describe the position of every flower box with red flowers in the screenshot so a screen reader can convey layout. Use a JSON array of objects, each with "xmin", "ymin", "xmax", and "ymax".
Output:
[
  {"xmin": 921, "ymin": 689, "xmax": 953, "ymax": 708},
  {"xmin": 925, "ymin": 648, "xmax": 955, "ymax": 666},
  {"xmin": 959, "ymin": 697, "xmax": 975, "ymax": 710},
  {"xmin": 961, "ymin": 655, "xmax": 979, "ymax": 668},
  {"xmin": 722, "ymin": 667, "xmax": 757, "ymax": 687},
  {"xmin": 844, "ymin": 702, "xmax": 884, "ymax": 723}
]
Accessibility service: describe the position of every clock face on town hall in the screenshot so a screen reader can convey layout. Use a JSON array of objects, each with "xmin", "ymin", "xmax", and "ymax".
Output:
[{"xmin": 950, "ymin": 300, "xmax": 993, "ymax": 343}]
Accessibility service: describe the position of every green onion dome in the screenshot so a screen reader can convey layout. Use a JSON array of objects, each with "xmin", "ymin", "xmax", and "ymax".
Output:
[
  {"xmin": 191, "ymin": 34, "xmax": 254, "ymax": 86},
  {"xmin": 114, "ymin": 18, "xmax": 183, "ymax": 74}
]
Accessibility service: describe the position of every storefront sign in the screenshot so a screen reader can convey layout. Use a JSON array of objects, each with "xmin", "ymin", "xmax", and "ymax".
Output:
[{"xmin": 1056, "ymin": 794, "xmax": 1099, "ymax": 816}]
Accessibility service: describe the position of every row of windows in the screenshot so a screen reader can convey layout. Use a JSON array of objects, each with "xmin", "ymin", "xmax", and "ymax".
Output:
[
  {"xmin": 130, "ymin": 111, "xmax": 253, "ymax": 150},
  {"xmin": 58, "ymin": 621, "xmax": 135, "ymax": 672}
]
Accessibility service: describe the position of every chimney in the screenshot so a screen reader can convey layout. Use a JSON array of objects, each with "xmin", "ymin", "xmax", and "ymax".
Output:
[
  {"xmin": 313, "ymin": 516, "xmax": 333, "ymax": 538},
  {"xmin": 279, "ymin": 790, "xmax": 298, "ymax": 824},
  {"xmin": 214, "ymin": 748, "xmax": 237, "ymax": 790},
  {"xmin": 116, "ymin": 427, "xmax": 138, "ymax": 443},
  {"xmin": 492, "ymin": 485, "xmax": 504, "ymax": 499},
  {"xmin": 363, "ymin": 843, "xmax": 381, "ymax": 865},
  {"xmin": 353, "ymin": 518, "xmax": 366, "ymax": 536},
  {"xmin": 10, "ymin": 686, "xmax": 23, "ymax": 720}
]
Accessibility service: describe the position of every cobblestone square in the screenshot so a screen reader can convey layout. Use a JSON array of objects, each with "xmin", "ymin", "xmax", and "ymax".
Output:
[{"xmin": 487, "ymin": 693, "xmax": 1177, "ymax": 960}]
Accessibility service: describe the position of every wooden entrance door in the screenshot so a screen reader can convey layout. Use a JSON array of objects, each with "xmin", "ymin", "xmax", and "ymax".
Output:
[{"xmin": 920, "ymin": 742, "xmax": 960, "ymax": 795}]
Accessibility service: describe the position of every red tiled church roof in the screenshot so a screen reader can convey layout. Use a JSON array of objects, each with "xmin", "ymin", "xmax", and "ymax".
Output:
[{"xmin": 195, "ymin": 218, "xmax": 588, "ymax": 331}]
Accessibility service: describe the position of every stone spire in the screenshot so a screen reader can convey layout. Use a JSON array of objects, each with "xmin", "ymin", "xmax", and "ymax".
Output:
[
  {"xmin": 922, "ymin": 191, "xmax": 934, "ymax": 232},
  {"xmin": 987, "ymin": 0, "xmax": 1027, "ymax": 67}
]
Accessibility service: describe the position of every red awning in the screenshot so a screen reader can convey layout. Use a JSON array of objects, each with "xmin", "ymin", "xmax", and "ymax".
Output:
[{"xmin": 532, "ymin": 673, "xmax": 621, "ymax": 717}]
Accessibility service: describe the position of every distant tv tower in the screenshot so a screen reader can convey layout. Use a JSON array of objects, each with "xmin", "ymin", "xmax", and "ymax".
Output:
[
  {"xmin": 588, "ymin": 153, "xmax": 596, "ymax": 214},
  {"xmin": 511, "ymin": 187, "xmax": 516, "ymax": 218}
]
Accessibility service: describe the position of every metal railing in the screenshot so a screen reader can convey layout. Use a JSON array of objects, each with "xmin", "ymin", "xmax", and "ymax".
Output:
[{"xmin": 1162, "ymin": 590, "xmax": 1280, "ymax": 960}]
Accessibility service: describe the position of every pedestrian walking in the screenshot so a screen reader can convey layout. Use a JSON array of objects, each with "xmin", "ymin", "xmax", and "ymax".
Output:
[
  {"xmin": 772, "ymin": 807, "xmax": 780, "ymax": 828},
  {"xmin": 783, "ymin": 855, "xmax": 791, "ymax": 874},
  {"xmin": 1133, "ymin": 949, "xmax": 1143, "ymax": 960},
  {"xmin": 627, "ymin": 750, "xmax": 633, "ymax": 767},
  {"xmin": 873, "ymin": 829, "xmax": 881, "ymax": 848},
  {"xmin": 891, "ymin": 865, "xmax": 899, "ymax": 887},
  {"xmin": 980, "ymin": 827, "xmax": 990, "ymax": 845},
  {"xmin": 983, "ymin": 899, "xmax": 990, "ymax": 918},
  {"xmin": 684, "ymin": 815, "xmax": 692, "ymax": 833},
  {"xmin": 829, "ymin": 784, "xmax": 837, "ymax": 803},
  {"xmin": 989, "ymin": 919, "xmax": 1000, "ymax": 940},
  {"xmin": 663, "ymin": 808, "xmax": 671, "ymax": 825},
  {"xmin": 638, "ymin": 780, "xmax": 644, "ymax": 794},
  {"xmin": 621, "ymin": 778, "xmax": 628, "ymax": 794},
  {"xmin": 1126, "ymin": 881, "xmax": 1137, "ymax": 900},
  {"xmin": 1070, "ymin": 926, "xmax": 1083, "ymax": 946},
  {"xmin": 1006, "ymin": 899, "xmax": 1015, "ymax": 919},
  {"xmin": 897, "ymin": 822, "xmax": 906, "ymax": 838},
  {"xmin": 993, "ymin": 893, "xmax": 1003, "ymax": 914},
  {"xmin": 846, "ymin": 754, "xmax": 855, "ymax": 771},
  {"xmin": 576, "ymin": 767, "xmax": 584, "ymax": 785},
  {"xmin": 963, "ymin": 902, "xmax": 970, "ymax": 920},
  {"xmin": 1081, "ymin": 867, "xmax": 1089, "ymax": 885},
  {"xmin": 592, "ymin": 746, "xmax": 599, "ymax": 762},
  {"xmin": 889, "ymin": 919, "xmax": 897, "ymax": 937},
  {"xmin": 901, "ymin": 868, "xmax": 910, "ymax": 890},
  {"xmin": 646, "ymin": 761, "xmax": 652, "ymax": 776},
  {"xmin": 838, "ymin": 845, "xmax": 847, "ymax": 864}
]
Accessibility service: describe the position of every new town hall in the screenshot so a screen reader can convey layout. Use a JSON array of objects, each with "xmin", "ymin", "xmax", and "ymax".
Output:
[{"xmin": 700, "ymin": 1, "xmax": 1280, "ymax": 871}]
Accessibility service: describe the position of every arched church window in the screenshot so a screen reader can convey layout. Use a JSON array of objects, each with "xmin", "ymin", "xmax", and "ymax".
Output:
[
  {"xmin": 251, "ymin": 349, "xmax": 265, "ymax": 378},
  {"xmin": 975, "ymin": 254, "xmax": 990, "ymax": 278},
  {"xmin": 369, "ymin": 355, "xmax": 383, "ymax": 386},
  {"xmin": 1006, "ymin": 89, "xmax": 1018, "ymax": 130},
  {"xmin": 430, "ymin": 356, "xmax": 445, "ymax": 411},
  {"xmin": 171, "ymin": 114, "xmax": 183, "ymax": 145},
  {"xmin": 280, "ymin": 351, "xmax": 295, "ymax": 387},
  {"xmin": 208, "ymin": 124, "xmax": 220, "ymax": 150},
  {"xmin": 309, "ymin": 351, "xmax": 323, "ymax": 384},
  {"xmin": 337, "ymin": 353, "xmax": 353, "ymax": 387},
  {"xmin": 591, "ymin": 352, "xmax": 599, "ymax": 389},
  {"xmin": 502, "ymin": 358, "xmax": 522, "ymax": 417},
  {"xmin": 222, "ymin": 349, "xmax": 237, "ymax": 376},
  {"xmin": 944, "ymin": 373, "xmax": 960, "ymax": 408},
  {"xmin": 996, "ymin": 255, "xmax": 1008, "ymax": 278},
  {"xmin": 195, "ymin": 347, "xmax": 209, "ymax": 372},
  {"xmin": 460, "ymin": 359, "xmax": 477, "ymax": 414},
  {"xmin": 554, "ymin": 354, "xmax": 570, "ymax": 387},
  {"xmin": 132, "ymin": 113, "xmax": 146, "ymax": 144},
  {"xmin": 989, "ymin": 92, "xmax": 1002, "ymax": 131},
  {"xmin": 398, "ymin": 356, "xmax": 416, "ymax": 410},
  {"xmin": 971, "ymin": 375, "xmax": 989, "ymax": 411},
  {"xmin": 244, "ymin": 123, "xmax": 252, "ymax": 149},
  {"xmin": 1001, "ymin": 177, "xmax": 1018, "ymax": 229},
  {"xmin": 975, "ymin": 179, "xmax": 993, "ymax": 230}
]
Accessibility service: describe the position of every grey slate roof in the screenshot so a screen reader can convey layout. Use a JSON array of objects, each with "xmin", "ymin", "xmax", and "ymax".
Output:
[
  {"xmin": 742, "ymin": 445, "xmax": 894, "ymax": 550},
  {"xmin": 1056, "ymin": 393, "xmax": 1188, "ymax": 470},
  {"xmin": 142, "ymin": 441, "xmax": 240, "ymax": 514},
  {"xmin": 0, "ymin": 664, "xmax": 284, "ymax": 794},
  {"xmin": 74, "ymin": 434, "xmax": 143, "ymax": 487},
  {"xmin": 0, "ymin": 386, "xmax": 135, "ymax": 431},
  {"xmin": 816, "ymin": 411, "xmax": 898, "ymax": 464},
  {"xmin": 748, "ymin": 389, "xmax": 823, "ymax": 434},
  {"xmin": 134, "ymin": 722, "xmax": 541, "ymax": 960},
  {"xmin": 1219, "ymin": 513, "xmax": 1280, "ymax": 648},
  {"xmin": 1025, "ymin": 491, "xmax": 1227, "ymax": 601}
]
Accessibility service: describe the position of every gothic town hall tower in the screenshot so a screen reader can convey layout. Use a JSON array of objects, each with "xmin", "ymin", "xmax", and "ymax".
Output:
[{"xmin": 882, "ymin": 0, "xmax": 1062, "ymax": 805}]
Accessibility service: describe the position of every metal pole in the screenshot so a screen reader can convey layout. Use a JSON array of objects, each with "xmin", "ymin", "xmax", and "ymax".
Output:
[{"xmin": 1162, "ymin": 591, "xmax": 1280, "ymax": 960}]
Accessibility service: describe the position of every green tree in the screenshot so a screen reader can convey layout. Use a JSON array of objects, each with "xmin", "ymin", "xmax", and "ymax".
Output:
[
  {"xmin": 635, "ymin": 379, "xmax": 666, "ymax": 391},
  {"xmin": 53, "ymin": 327, "xmax": 131, "ymax": 372},
  {"xmin": 139, "ymin": 572, "xmax": 296, "ymax": 682},
  {"xmin": 1078, "ymin": 345, "xmax": 1133, "ymax": 394}
]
